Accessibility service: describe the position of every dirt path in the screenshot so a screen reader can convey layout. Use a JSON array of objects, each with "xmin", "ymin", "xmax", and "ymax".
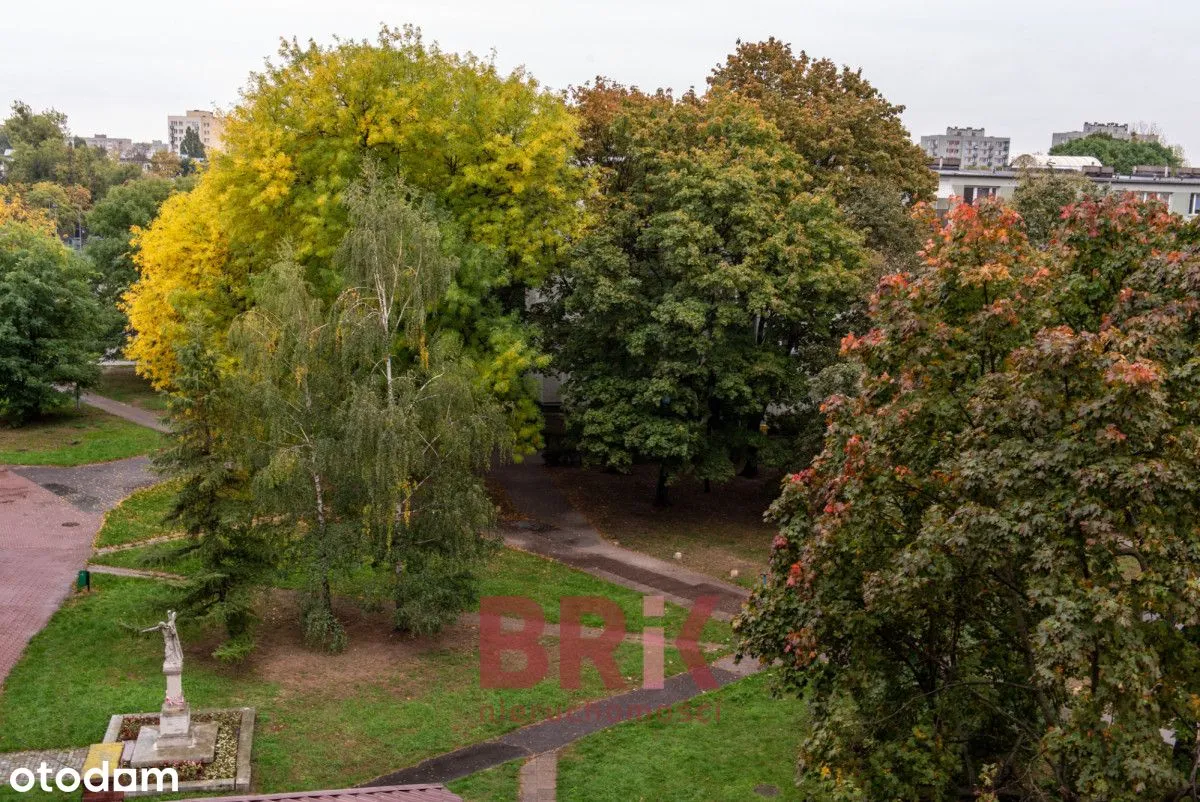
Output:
[{"xmin": 490, "ymin": 456, "xmax": 750, "ymax": 619}]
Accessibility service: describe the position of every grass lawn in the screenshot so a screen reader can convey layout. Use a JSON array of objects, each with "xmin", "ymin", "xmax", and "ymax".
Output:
[
  {"xmin": 0, "ymin": 406, "xmax": 162, "ymax": 466},
  {"xmin": 447, "ymin": 760, "xmax": 521, "ymax": 802},
  {"xmin": 547, "ymin": 463, "xmax": 780, "ymax": 589},
  {"xmin": 555, "ymin": 671, "xmax": 807, "ymax": 801},
  {"xmin": 93, "ymin": 366, "xmax": 168, "ymax": 412},
  {"xmin": 1, "ymin": 484, "xmax": 731, "ymax": 801}
]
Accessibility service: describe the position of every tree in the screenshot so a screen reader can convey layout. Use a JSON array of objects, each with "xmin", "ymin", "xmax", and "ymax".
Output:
[
  {"xmin": 124, "ymin": 25, "xmax": 587, "ymax": 453},
  {"xmin": 1, "ymin": 102, "xmax": 70, "ymax": 184},
  {"xmin": 84, "ymin": 176, "xmax": 185, "ymax": 350},
  {"xmin": 736, "ymin": 196, "xmax": 1200, "ymax": 801},
  {"xmin": 708, "ymin": 39, "xmax": 935, "ymax": 203},
  {"xmin": 148, "ymin": 150, "xmax": 183, "ymax": 178},
  {"xmin": 1012, "ymin": 168, "xmax": 1097, "ymax": 246},
  {"xmin": 0, "ymin": 186, "xmax": 56, "ymax": 236},
  {"xmin": 548, "ymin": 85, "xmax": 864, "ymax": 503},
  {"xmin": 0, "ymin": 220, "xmax": 101, "ymax": 423},
  {"xmin": 1050, "ymin": 132, "xmax": 1184, "ymax": 174},
  {"xmin": 179, "ymin": 127, "xmax": 205, "ymax": 160},
  {"xmin": 708, "ymin": 39, "xmax": 934, "ymax": 271},
  {"xmin": 22, "ymin": 180, "xmax": 90, "ymax": 240}
]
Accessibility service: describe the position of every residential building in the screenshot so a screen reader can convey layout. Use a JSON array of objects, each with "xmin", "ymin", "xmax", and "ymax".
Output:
[
  {"xmin": 167, "ymin": 109, "xmax": 224, "ymax": 154},
  {"xmin": 919, "ymin": 127, "xmax": 1011, "ymax": 169},
  {"xmin": 931, "ymin": 162, "xmax": 1200, "ymax": 219},
  {"xmin": 82, "ymin": 134, "xmax": 133, "ymax": 157},
  {"xmin": 1051, "ymin": 121, "xmax": 1136, "ymax": 149}
]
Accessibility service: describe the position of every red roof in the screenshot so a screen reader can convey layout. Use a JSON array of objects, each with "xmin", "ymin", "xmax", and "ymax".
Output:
[{"xmin": 177, "ymin": 785, "xmax": 462, "ymax": 802}]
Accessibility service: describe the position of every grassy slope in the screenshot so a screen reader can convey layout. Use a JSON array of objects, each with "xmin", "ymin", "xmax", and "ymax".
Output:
[
  {"xmin": 0, "ymin": 406, "xmax": 161, "ymax": 466},
  {"xmin": 93, "ymin": 366, "xmax": 169, "ymax": 412}
]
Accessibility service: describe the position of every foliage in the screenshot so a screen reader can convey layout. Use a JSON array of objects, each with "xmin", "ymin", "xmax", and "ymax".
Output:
[
  {"xmin": 159, "ymin": 171, "xmax": 512, "ymax": 654},
  {"xmin": 84, "ymin": 176, "xmax": 185, "ymax": 350},
  {"xmin": 548, "ymin": 84, "xmax": 864, "ymax": 501},
  {"xmin": 1012, "ymin": 169, "xmax": 1098, "ymax": 246},
  {"xmin": 0, "ymin": 186, "xmax": 56, "ymax": 236},
  {"xmin": 122, "ymin": 177, "xmax": 235, "ymax": 383},
  {"xmin": 708, "ymin": 38, "xmax": 935, "ymax": 204},
  {"xmin": 21, "ymin": 181, "xmax": 90, "ymax": 239},
  {"xmin": 1050, "ymin": 132, "xmax": 1184, "ymax": 174},
  {"xmin": 0, "ymin": 220, "xmax": 102, "ymax": 423},
  {"xmin": 125, "ymin": 26, "xmax": 587, "ymax": 453},
  {"xmin": 736, "ymin": 196, "xmax": 1200, "ymax": 801},
  {"xmin": 179, "ymin": 127, "xmax": 206, "ymax": 159}
]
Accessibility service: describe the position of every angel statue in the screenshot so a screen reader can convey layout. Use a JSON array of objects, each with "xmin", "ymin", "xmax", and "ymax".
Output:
[{"xmin": 142, "ymin": 610, "xmax": 183, "ymax": 668}]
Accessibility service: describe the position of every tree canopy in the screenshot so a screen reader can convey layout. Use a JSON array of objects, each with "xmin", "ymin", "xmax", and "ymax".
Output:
[
  {"xmin": 0, "ymin": 219, "xmax": 102, "ymax": 422},
  {"xmin": 547, "ymin": 83, "xmax": 864, "ymax": 501},
  {"xmin": 1050, "ymin": 132, "xmax": 1184, "ymax": 174},
  {"xmin": 124, "ymin": 25, "xmax": 588, "ymax": 453},
  {"xmin": 736, "ymin": 195, "xmax": 1200, "ymax": 801},
  {"xmin": 179, "ymin": 127, "xmax": 205, "ymax": 159}
]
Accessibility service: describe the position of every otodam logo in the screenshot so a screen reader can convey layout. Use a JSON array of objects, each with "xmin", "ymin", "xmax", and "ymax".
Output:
[{"xmin": 478, "ymin": 594, "xmax": 719, "ymax": 691}]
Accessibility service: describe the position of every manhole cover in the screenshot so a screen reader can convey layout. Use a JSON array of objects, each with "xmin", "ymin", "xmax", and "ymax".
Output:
[{"xmin": 62, "ymin": 521, "xmax": 80, "ymax": 527}]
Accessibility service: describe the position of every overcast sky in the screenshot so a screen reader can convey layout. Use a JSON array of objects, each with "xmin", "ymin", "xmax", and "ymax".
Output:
[{"xmin": 3, "ymin": 0, "xmax": 1198, "ymax": 162}]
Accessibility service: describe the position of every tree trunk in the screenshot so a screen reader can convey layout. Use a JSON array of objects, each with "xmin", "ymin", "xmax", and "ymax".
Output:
[
  {"xmin": 655, "ymin": 464, "xmax": 670, "ymax": 506},
  {"xmin": 704, "ymin": 477, "xmax": 711, "ymax": 493}
]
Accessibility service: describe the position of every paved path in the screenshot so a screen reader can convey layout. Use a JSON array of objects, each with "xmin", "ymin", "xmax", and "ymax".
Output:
[
  {"xmin": 518, "ymin": 752, "xmax": 557, "ymax": 802},
  {"xmin": 11, "ymin": 456, "xmax": 155, "ymax": 514},
  {"xmin": 490, "ymin": 456, "xmax": 749, "ymax": 619},
  {"xmin": 0, "ymin": 469, "xmax": 104, "ymax": 690},
  {"xmin": 362, "ymin": 654, "xmax": 760, "ymax": 789},
  {"xmin": 79, "ymin": 391, "xmax": 169, "ymax": 433},
  {"xmin": 0, "ymin": 747, "xmax": 88, "ymax": 782}
]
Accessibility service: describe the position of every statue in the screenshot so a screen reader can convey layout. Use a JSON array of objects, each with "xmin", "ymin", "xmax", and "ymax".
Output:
[{"xmin": 142, "ymin": 610, "xmax": 183, "ymax": 669}]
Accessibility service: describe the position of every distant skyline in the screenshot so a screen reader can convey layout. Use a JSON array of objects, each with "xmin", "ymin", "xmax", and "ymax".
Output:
[{"xmin": 3, "ymin": 0, "xmax": 1198, "ymax": 163}]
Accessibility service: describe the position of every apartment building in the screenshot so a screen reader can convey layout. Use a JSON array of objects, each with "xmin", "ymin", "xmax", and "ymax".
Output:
[
  {"xmin": 919, "ymin": 126, "xmax": 1011, "ymax": 169},
  {"xmin": 166, "ymin": 110, "xmax": 224, "ymax": 154}
]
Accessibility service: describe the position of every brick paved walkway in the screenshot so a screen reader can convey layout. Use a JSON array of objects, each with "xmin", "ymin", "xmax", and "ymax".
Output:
[
  {"xmin": 0, "ymin": 747, "xmax": 88, "ymax": 784},
  {"xmin": 0, "ymin": 469, "xmax": 103, "ymax": 690},
  {"xmin": 518, "ymin": 752, "xmax": 558, "ymax": 802}
]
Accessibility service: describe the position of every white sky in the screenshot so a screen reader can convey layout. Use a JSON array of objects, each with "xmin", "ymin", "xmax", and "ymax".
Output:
[{"xmin": 3, "ymin": 0, "xmax": 1198, "ymax": 162}]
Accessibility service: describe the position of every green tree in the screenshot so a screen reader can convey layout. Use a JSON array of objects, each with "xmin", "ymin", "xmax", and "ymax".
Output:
[
  {"xmin": 708, "ymin": 39, "xmax": 934, "ymax": 272},
  {"xmin": 0, "ymin": 220, "xmax": 101, "ymax": 423},
  {"xmin": 736, "ymin": 196, "xmax": 1200, "ymax": 801},
  {"xmin": 1012, "ymin": 168, "xmax": 1097, "ymax": 246},
  {"xmin": 1050, "ymin": 132, "xmax": 1184, "ymax": 174},
  {"xmin": 84, "ymin": 176, "xmax": 186, "ymax": 350},
  {"xmin": 549, "ymin": 86, "xmax": 864, "ymax": 503},
  {"xmin": 179, "ymin": 127, "xmax": 205, "ymax": 160},
  {"xmin": 189, "ymin": 169, "xmax": 509, "ymax": 652}
]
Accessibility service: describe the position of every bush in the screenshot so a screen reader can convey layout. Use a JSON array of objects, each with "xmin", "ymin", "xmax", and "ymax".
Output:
[
  {"xmin": 736, "ymin": 195, "xmax": 1200, "ymax": 801},
  {"xmin": 0, "ymin": 220, "xmax": 101, "ymax": 423}
]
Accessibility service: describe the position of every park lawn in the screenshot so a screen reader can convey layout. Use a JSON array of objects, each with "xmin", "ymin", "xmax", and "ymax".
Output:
[
  {"xmin": 447, "ymin": 759, "xmax": 521, "ymax": 802},
  {"xmin": 547, "ymin": 463, "xmax": 780, "ymax": 589},
  {"xmin": 93, "ymin": 366, "xmax": 169, "ymax": 412},
  {"xmin": 89, "ymin": 483, "xmax": 733, "ymax": 646},
  {"xmin": 0, "ymin": 574, "xmax": 698, "ymax": 802},
  {"xmin": 555, "ymin": 671, "xmax": 807, "ymax": 802},
  {"xmin": 0, "ymin": 406, "xmax": 162, "ymax": 466},
  {"xmin": 93, "ymin": 482, "xmax": 178, "ymax": 547}
]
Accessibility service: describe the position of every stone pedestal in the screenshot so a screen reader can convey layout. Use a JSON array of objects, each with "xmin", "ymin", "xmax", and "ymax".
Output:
[
  {"xmin": 129, "ymin": 721, "xmax": 219, "ymax": 769},
  {"xmin": 128, "ymin": 660, "xmax": 218, "ymax": 768}
]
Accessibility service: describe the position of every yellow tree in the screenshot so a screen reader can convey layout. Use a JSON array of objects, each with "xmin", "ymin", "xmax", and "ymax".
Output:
[{"xmin": 125, "ymin": 25, "xmax": 587, "ymax": 450}]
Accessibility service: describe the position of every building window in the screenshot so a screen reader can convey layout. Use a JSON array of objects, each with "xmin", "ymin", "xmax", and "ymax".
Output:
[
  {"xmin": 1190, "ymin": 193, "xmax": 1200, "ymax": 216},
  {"xmin": 963, "ymin": 186, "xmax": 999, "ymax": 205}
]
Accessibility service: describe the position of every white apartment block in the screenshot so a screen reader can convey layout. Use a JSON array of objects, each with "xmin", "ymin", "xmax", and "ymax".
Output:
[
  {"xmin": 920, "ymin": 126, "xmax": 1011, "ymax": 169},
  {"xmin": 82, "ymin": 134, "xmax": 133, "ymax": 157},
  {"xmin": 167, "ymin": 110, "xmax": 224, "ymax": 154},
  {"xmin": 933, "ymin": 164, "xmax": 1200, "ymax": 219}
]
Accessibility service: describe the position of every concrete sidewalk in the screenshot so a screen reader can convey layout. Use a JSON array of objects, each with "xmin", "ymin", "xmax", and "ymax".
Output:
[
  {"xmin": 80, "ymin": 391, "xmax": 169, "ymax": 433},
  {"xmin": 0, "ymin": 469, "xmax": 103, "ymax": 689}
]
